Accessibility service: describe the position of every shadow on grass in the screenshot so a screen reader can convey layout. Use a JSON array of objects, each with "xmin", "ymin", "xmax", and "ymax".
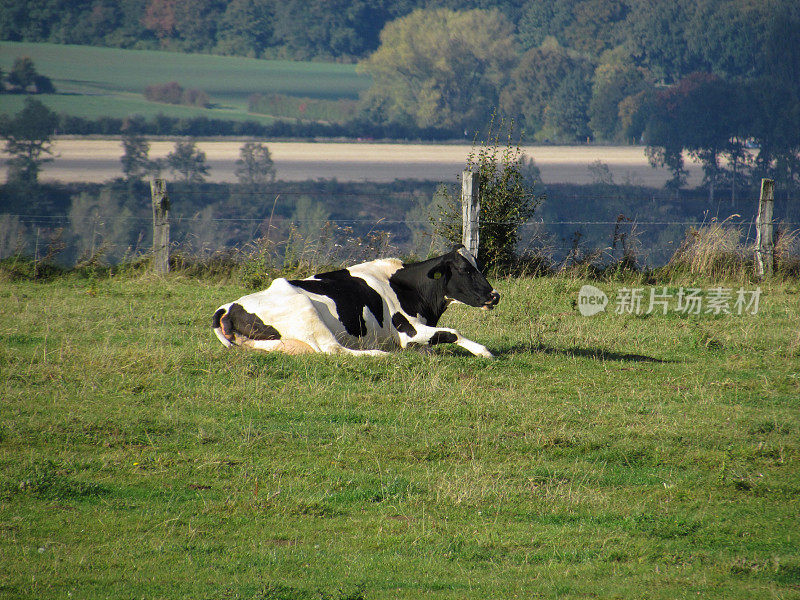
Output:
[{"xmin": 497, "ymin": 344, "xmax": 674, "ymax": 363}]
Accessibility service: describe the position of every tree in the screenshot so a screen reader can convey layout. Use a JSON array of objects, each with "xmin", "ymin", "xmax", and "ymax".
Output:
[
  {"xmin": 517, "ymin": 0, "xmax": 574, "ymax": 51},
  {"xmin": 640, "ymin": 72, "xmax": 741, "ymax": 197},
  {"xmin": 565, "ymin": 0, "xmax": 629, "ymax": 57},
  {"xmin": 746, "ymin": 78, "xmax": 800, "ymax": 199},
  {"xmin": 685, "ymin": 0, "xmax": 767, "ymax": 79},
  {"xmin": 32, "ymin": 74, "xmax": 55, "ymax": 93},
  {"xmin": 7, "ymin": 56, "xmax": 37, "ymax": 90},
  {"xmin": 360, "ymin": 8, "xmax": 516, "ymax": 132},
  {"xmin": 166, "ymin": 140, "xmax": 209, "ymax": 183},
  {"xmin": 543, "ymin": 70, "xmax": 593, "ymax": 141},
  {"xmin": 626, "ymin": 0, "xmax": 700, "ymax": 83},
  {"xmin": 235, "ymin": 142, "xmax": 275, "ymax": 185},
  {"xmin": 431, "ymin": 118, "xmax": 542, "ymax": 270},
  {"xmin": 274, "ymin": 0, "xmax": 388, "ymax": 60},
  {"xmin": 0, "ymin": 98, "xmax": 58, "ymax": 185},
  {"xmin": 499, "ymin": 45, "xmax": 593, "ymax": 140},
  {"xmin": 4, "ymin": 56, "xmax": 54, "ymax": 94},
  {"xmin": 215, "ymin": 0, "xmax": 274, "ymax": 57},
  {"xmin": 143, "ymin": 0, "xmax": 177, "ymax": 42},
  {"xmin": 678, "ymin": 74, "xmax": 740, "ymax": 202},
  {"xmin": 589, "ymin": 62, "xmax": 646, "ymax": 141},
  {"xmin": 172, "ymin": 0, "xmax": 223, "ymax": 53},
  {"xmin": 641, "ymin": 89, "xmax": 688, "ymax": 193},
  {"xmin": 120, "ymin": 134, "xmax": 160, "ymax": 181}
]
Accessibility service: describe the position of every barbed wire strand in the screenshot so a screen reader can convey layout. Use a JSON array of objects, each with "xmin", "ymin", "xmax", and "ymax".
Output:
[{"xmin": 5, "ymin": 214, "xmax": 800, "ymax": 227}]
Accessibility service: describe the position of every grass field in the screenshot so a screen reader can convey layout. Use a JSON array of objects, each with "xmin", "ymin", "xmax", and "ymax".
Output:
[
  {"xmin": 0, "ymin": 42, "xmax": 370, "ymax": 121},
  {"xmin": 1, "ymin": 271, "xmax": 799, "ymax": 599}
]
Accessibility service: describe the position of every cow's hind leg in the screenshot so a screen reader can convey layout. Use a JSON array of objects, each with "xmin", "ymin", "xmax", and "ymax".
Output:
[
  {"xmin": 213, "ymin": 292, "xmax": 388, "ymax": 357},
  {"xmin": 237, "ymin": 337, "xmax": 316, "ymax": 355},
  {"xmin": 214, "ymin": 304, "xmax": 315, "ymax": 354}
]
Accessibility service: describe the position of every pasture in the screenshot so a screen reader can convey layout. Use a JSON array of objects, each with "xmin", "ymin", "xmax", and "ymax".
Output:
[
  {"xmin": 0, "ymin": 42, "xmax": 370, "ymax": 121},
  {"xmin": 1, "ymin": 272, "xmax": 798, "ymax": 599}
]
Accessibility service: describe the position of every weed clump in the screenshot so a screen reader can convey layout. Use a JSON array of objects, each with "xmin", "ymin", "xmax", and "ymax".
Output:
[
  {"xmin": 667, "ymin": 218, "xmax": 749, "ymax": 280},
  {"xmin": 3, "ymin": 460, "xmax": 107, "ymax": 501}
]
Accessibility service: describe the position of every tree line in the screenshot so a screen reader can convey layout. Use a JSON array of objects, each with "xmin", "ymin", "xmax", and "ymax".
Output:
[
  {"xmin": 2, "ymin": 0, "xmax": 799, "ymax": 196},
  {"xmin": 357, "ymin": 4, "xmax": 800, "ymax": 197},
  {"xmin": 0, "ymin": 98, "xmax": 277, "ymax": 187},
  {"xmin": 4, "ymin": 0, "xmax": 794, "ymax": 73}
]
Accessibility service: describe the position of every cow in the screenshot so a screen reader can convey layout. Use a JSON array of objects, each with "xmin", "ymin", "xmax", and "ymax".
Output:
[{"xmin": 212, "ymin": 245, "xmax": 500, "ymax": 358}]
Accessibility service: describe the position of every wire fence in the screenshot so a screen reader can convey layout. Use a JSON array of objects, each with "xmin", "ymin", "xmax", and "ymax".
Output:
[{"xmin": 3, "ymin": 188, "xmax": 799, "ymax": 271}]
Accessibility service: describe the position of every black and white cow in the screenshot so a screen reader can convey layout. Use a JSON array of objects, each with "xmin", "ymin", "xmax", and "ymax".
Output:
[{"xmin": 213, "ymin": 245, "xmax": 500, "ymax": 357}]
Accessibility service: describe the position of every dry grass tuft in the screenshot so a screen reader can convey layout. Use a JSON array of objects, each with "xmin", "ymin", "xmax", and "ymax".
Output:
[
  {"xmin": 775, "ymin": 225, "xmax": 800, "ymax": 277},
  {"xmin": 667, "ymin": 218, "xmax": 750, "ymax": 280}
]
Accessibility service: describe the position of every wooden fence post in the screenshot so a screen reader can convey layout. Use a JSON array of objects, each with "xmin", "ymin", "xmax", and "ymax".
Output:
[
  {"xmin": 150, "ymin": 178, "xmax": 170, "ymax": 274},
  {"xmin": 461, "ymin": 170, "xmax": 480, "ymax": 257},
  {"xmin": 754, "ymin": 178, "xmax": 774, "ymax": 278}
]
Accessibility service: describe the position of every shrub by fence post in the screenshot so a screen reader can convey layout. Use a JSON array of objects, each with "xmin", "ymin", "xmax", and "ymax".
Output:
[
  {"xmin": 150, "ymin": 178, "xmax": 170, "ymax": 274},
  {"xmin": 461, "ymin": 170, "xmax": 480, "ymax": 257},
  {"xmin": 754, "ymin": 178, "xmax": 774, "ymax": 278}
]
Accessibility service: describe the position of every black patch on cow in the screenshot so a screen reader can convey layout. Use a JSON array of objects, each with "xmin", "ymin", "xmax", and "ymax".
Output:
[
  {"xmin": 220, "ymin": 311, "xmax": 234, "ymax": 338},
  {"xmin": 289, "ymin": 269, "xmax": 384, "ymax": 337},
  {"xmin": 389, "ymin": 257, "xmax": 449, "ymax": 326},
  {"xmin": 389, "ymin": 248, "xmax": 495, "ymax": 325},
  {"xmin": 212, "ymin": 308, "xmax": 225, "ymax": 329},
  {"xmin": 226, "ymin": 303, "xmax": 281, "ymax": 340},
  {"xmin": 391, "ymin": 312, "xmax": 417, "ymax": 337},
  {"xmin": 429, "ymin": 331, "xmax": 458, "ymax": 345}
]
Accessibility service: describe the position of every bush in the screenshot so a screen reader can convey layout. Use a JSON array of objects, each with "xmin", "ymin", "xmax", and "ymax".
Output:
[
  {"xmin": 182, "ymin": 88, "xmax": 210, "ymax": 108},
  {"xmin": 430, "ymin": 117, "xmax": 543, "ymax": 270},
  {"xmin": 32, "ymin": 74, "xmax": 55, "ymax": 94},
  {"xmin": 144, "ymin": 82, "xmax": 209, "ymax": 108},
  {"xmin": 144, "ymin": 81, "xmax": 184, "ymax": 104}
]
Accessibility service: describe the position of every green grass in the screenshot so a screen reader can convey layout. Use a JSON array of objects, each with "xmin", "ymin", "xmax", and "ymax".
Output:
[
  {"xmin": 1, "ymin": 273, "xmax": 799, "ymax": 599},
  {"xmin": 0, "ymin": 42, "xmax": 370, "ymax": 121}
]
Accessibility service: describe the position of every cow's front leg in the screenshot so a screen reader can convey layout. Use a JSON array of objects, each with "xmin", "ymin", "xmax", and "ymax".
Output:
[{"xmin": 404, "ymin": 325, "xmax": 493, "ymax": 358}]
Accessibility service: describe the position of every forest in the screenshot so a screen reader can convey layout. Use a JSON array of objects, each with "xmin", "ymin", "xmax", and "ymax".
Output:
[
  {"xmin": 2, "ymin": 0, "xmax": 799, "ymax": 198},
  {"xmin": 2, "ymin": 0, "xmax": 800, "ymax": 264}
]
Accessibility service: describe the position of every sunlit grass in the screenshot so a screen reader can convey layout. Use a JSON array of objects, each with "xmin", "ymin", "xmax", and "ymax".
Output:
[{"xmin": 0, "ymin": 273, "xmax": 798, "ymax": 599}]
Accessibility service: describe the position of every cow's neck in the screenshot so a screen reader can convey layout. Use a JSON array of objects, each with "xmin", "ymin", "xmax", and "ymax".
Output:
[{"xmin": 388, "ymin": 261, "xmax": 448, "ymax": 326}]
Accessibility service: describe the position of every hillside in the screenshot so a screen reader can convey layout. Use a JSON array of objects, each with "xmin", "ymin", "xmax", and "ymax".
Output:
[{"xmin": 0, "ymin": 42, "xmax": 370, "ymax": 122}]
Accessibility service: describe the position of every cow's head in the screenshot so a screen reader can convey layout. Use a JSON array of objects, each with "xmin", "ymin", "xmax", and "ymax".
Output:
[{"xmin": 429, "ymin": 245, "xmax": 500, "ymax": 310}]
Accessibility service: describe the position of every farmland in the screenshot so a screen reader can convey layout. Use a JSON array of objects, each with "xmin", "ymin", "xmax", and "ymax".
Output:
[
  {"xmin": 0, "ymin": 42, "xmax": 370, "ymax": 122},
  {"xmin": 1, "ymin": 271, "xmax": 798, "ymax": 599},
  {"xmin": 0, "ymin": 139, "xmax": 706, "ymax": 186}
]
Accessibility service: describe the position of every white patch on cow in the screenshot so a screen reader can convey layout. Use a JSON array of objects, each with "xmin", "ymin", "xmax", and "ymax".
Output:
[{"xmin": 349, "ymin": 258, "xmax": 403, "ymax": 280}]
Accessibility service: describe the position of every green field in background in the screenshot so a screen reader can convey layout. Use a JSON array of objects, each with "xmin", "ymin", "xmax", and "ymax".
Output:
[{"xmin": 0, "ymin": 42, "xmax": 371, "ymax": 121}]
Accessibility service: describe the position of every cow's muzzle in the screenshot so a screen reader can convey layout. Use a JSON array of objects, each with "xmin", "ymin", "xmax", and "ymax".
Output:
[{"xmin": 482, "ymin": 291, "xmax": 501, "ymax": 310}]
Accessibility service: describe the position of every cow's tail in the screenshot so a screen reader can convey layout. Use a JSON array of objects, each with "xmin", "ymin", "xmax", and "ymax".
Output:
[{"xmin": 213, "ymin": 305, "xmax": 235, "ymax": 347}]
